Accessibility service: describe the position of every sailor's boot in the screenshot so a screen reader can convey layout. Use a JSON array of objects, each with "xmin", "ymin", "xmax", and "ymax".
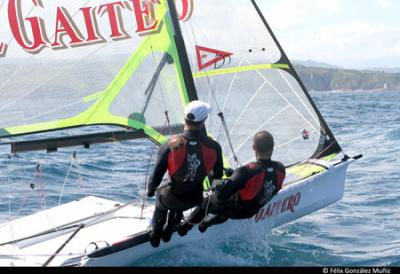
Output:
[
  {"xmin": 162, "ymin": 211, "xmax": 183, "ymax": 243},
  {"xmin": 149, "ymin": 207, "xmax": 167, "ymax": 248},
  {"xmin": 198, "ymin": 215, "xmax": 229, "ymax": 233},
  {"xmin": 177, "ymin": 206, "xmax": 204, "ymax": 236},
  {"xmin": 177, "ymin": 221, "xmax": 193, "ymax": 237}
]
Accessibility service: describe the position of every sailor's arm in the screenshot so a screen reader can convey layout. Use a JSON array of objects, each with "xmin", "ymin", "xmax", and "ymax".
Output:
[
  {"xmin": 217, "ymin": 166, "xmax": 248, "ymax": 201},
  {"xmin": 213, "ymin": 142, "xmax": 224, "ymax": 180},
  {"xmin": 274, "ymin": 162, "xmax": 286, "ymax": 191},
  {"xmin": 147, "ymin": 143, "xmax": 170, "ymax": 197}
]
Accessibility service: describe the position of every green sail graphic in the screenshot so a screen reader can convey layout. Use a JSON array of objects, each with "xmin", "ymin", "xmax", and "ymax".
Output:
[{"xmin": 0, "ymin": 0, "xmax": 189, "ymax": 144}]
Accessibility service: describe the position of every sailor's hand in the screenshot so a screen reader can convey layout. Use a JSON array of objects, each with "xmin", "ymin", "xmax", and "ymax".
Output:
[
  {"xmin": 224, "ymin": 168, "xmax": 235, "ymax": 177},
  {"xmin": 147, "ymin": 189, "xmax": 155, "ymax": 198}
]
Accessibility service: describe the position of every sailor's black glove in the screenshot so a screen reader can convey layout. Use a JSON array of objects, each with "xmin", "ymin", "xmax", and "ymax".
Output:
[
  {"xmin": 224, "ymin": 168, "xmax": 235, "ymax": 177},
  {"xmin": 147, "ymin": 189, "xmax": 155, "ymax": 198}
]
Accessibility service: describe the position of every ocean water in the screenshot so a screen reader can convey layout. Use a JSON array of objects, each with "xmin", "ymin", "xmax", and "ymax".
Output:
[{"xmin": 0, "ymin": 89, "xmax": 399, "ymax": 266}]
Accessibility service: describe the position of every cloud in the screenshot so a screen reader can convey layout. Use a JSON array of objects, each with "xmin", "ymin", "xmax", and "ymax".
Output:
[
  {"xmin": 264, "ymin": 0, "xmax": 343, "ymax": 31},
  {"xmin": 284, "ymin": 20, "xmax": 400, "ymax": 68},
  {"xmin": 377, "ymin": 0, "xmax": 393, "ymax": 8}
]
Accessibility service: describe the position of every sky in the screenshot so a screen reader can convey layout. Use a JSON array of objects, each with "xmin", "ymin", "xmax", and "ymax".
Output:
[
  {"xmin": 259, "ymin": 0, "xmax": 400, "ymax": 69},
  {"xmin": 1, "ymin": 0, "xmax": 399, "ymax": 69}
]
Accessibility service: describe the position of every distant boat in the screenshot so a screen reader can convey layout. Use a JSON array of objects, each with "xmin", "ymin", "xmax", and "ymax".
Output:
[{"xmin": 384, "ymin": 83, "xmax": 388, "ymax": 90}]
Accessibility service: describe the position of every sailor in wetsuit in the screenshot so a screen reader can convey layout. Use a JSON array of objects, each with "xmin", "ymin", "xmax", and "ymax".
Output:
[
  {"xmin": 147, "ymin": 100, "xmax": 223, "ymax": 247},
  {"xmin": 178, "ymin": 130, "xmax": 285, "ymax": 234}
]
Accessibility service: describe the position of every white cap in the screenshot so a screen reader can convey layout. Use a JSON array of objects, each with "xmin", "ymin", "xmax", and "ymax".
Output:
[{"xmin": 184, "ymin": 100, "xmax": 211, "ymax": 123}]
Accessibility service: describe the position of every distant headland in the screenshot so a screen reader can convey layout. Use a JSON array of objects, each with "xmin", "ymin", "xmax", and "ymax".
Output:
[{"xmin": 293, "ymin": 60, "xmax": 400, "ymax": 92}]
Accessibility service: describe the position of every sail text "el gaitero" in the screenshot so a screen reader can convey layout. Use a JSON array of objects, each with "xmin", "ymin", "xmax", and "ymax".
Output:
[{"xmin": 0, "ymin": 0, "xmax": 193, "ymax": 57}]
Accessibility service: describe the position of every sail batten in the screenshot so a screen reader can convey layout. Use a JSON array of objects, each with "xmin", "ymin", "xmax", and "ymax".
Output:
[{"xmin": 192, "ymin": 63, "xmax": 289, "ymax": 78}]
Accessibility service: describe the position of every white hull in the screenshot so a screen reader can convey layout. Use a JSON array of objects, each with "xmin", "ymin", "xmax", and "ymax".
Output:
[{"xmin": 0, "ymin": 160, "xmax": 353, "ymax": 267}]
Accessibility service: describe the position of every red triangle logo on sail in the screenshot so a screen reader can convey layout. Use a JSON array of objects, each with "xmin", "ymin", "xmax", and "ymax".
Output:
[{"xmin": 196, "ymin": 45, "xmax": 233, "ymax": 71}]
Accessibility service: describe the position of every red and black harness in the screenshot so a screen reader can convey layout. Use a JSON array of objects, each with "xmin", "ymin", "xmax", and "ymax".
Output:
[
  {"xmin": 238, "ymin": 161, "xmax": 285, "ymax": 211},
  {"xmin": 167, "ymin": 134, "xmax": 218, "ymax": 198}
]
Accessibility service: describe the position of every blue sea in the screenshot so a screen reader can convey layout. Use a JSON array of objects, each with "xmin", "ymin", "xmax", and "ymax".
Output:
[{"xmin": 0, "ymin": 89, "xmax": 399, "ymax": 267}]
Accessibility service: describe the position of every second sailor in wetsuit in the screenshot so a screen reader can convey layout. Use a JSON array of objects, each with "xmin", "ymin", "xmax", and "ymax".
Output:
[{"xmin": 178, "ymin": 130, "xmax": 285, "ymax": 234}]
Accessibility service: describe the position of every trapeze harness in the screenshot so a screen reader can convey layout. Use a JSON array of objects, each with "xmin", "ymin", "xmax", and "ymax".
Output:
[
  {"xmin": 167, "ymin": 132, "xmax": 221, "ymax": 202},
  {"xmin": 214, "ymin": 160, "xmax": 285, "ymax": 218},
  {"xmin": 237, "ymin": 161, "xmax": 285, "ymax": 212}
]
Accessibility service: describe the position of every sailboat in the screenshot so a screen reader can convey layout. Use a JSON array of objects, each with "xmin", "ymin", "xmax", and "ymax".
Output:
[{"xmin": 0, "ymin": 0, "xmax": 361, "ymax": 266}]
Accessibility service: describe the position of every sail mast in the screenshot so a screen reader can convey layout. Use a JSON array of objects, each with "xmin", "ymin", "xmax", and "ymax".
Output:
[
  {"xmin": 251, "ymin": 0, "xmax": 342, "ymax": 156},
  {"xmin": 166, "ymin": 0, "xmax": 198, "ymax": 102}
]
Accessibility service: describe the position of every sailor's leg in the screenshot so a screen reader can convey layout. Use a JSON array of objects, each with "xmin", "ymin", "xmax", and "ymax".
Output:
[
  {"xmin": 149, "ymin": 205, "xmax": 167, "ymax": 248},
  {"xmin": 198, "ymin": 215, "xmax": 229, "ymax": 233},
  {"xmin": 177, "ymin": 194, "xmax": 215, "ymax": 237},
  {"xmin": 177, "ymin": 206, "xmax": 206, "ymax": 236},
  {"xmin": 162, "ymin": 210, "xmax": 183, "ymax": 243}
]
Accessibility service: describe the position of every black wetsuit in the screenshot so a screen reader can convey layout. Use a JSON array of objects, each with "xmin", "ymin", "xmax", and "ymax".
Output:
[
  {"xmin": 147, "ymin": 130, "xmax": 223, "ymax": 246},
  {"xmin": 182, "ymin": 159, "xmax": 285, "ymax": 231}
]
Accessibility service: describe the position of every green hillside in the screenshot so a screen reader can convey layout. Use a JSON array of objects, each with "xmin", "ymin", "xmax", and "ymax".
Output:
[{"xmin": 294, "ymin": 65, "xmax": 400, "ymax": 91}]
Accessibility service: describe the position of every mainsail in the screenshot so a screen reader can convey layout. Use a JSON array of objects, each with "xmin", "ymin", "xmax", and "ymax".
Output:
[
  {"xmin": 178, "ymin": 0, "xmax": 342, "ymax": 167},
  {"xmin": 0, "ymin": 0, "xmax": 341, "ymax": 168}
]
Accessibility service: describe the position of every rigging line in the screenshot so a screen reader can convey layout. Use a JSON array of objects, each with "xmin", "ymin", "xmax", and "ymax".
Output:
[
  {"xmin": 275, "ymin": 135, "xmax": 309, "ymax": 150},
  {"xmin": 212, "ymin": 59, "xmax": 272, "ymax": 151},
  {"xmin": 148, "ymin": 45, "xmax": 174, "ymax": 138},
  {"xmin": 0, "ymin": 252, "xmax": 85, "ymax": 258},
  {"xmin": 0, "ymin": 200, "xmax": 141, "ymax": 247},
  {"xmin": 13, "ymin": 185, "xmax": 34, "ymax": 219},
  {"xmin": 213, "ymin": 59, "xmax": 246, "ymax": 142},
  {"xmin": 261, "ymin": 51, "xmax": 320, "ymax": 128},
  {"xmin": 0, "ymin": 223, "xmax": 82, "ymax": 247},
  {"xmin": 227, "ymin": 105, "xmax": 290, "ymax": 162},
  {"xmin": 185, "ymin": 20, "xmax": 231, "ymax": 148},
  {"xmin": 141, "ymin": 136, "xmax": 159, "ymax": 220},
  {"xmin": 42, "ymin": 224, "xmax": 85, "ymax": 267},
  {"xmin": 7, "ymin": 177, "xmax": 16, "ymax": 257},
  {"xmin": 276, "ymin": 69, "xmax": 321, "ymax": 126},
  {"xmin": 140, "ymin": 113, "xmax": 172, "ymax": 219},
  {"xmin": 223, "ymin": 57, "xmax": 318, "ymax": 148},
  {"xmin": 0, "ymin": 41, "xmax": 113, "ymax": 114},
  {"xmin": 33, "ymin": 162, "xmax": 62, "ymax": 238},
  {"xmin": 140, "ymin": 47, "xmax": 174, "ymax": 218},
  {"xmin": 251, "ymin": 0, "xmax": 338, "ymax": 153},
  {"xmin": 57, "ymin": 153, "xmax": 77, "ymax": 206},
  {"xmin": 221, "ymin": 79, "xmax": 268, "ymax": 149},
  {"xmin": 35, "ymin": 163, "xmax": 46, "ymax": 209},
  {"xmin": 141, "ymin": 53, "xmax": 172, "ymax": 115},
  {"xmin": 218, "ymin": 112, "xmax": 240, "ymax": 167},
  {"xmin": 0, "ymin": 0, "xmax": 93, "ymax": 94},
  {"xmin": 221, "ymin": 59, "xmax": 246, "ymax": 111},
  {"xmin": 74, "ymin": 156, "xmax": 89, "ymax": 197},
  {"xmin": 313, "ymin": 139, "xmax": 339, "ymax": 159},
  {"xmin": 200, "ymin": 68, "xmax": 240, "ymax": 166},
  {"xmin": 0, "ymin": 207, "xmax": 131, "ymax": 247},
  {"xmin": 184, "ymin": 19, "xmax": 221, "ymax": 135},
  {"xmin": 283, "ymin": 145, "xmax": 299, "ymax": 169},
  {"xmin": 0, "ymin": 159, "xmax": 31, "ymax": 225},
  {"xmin": 254, "ymin": 68, "xmax": 320, "ymax": 134},
  {"xmin": 0, "ymin": 3, "xmax": 37, "ymax": 95},
  {"xmin": 212, "ymin": 87, "xmax": 240, "ymax": 166},
  {"xmin": 24, "ymin": 100, "xmax": 90, "ymax": 122}
]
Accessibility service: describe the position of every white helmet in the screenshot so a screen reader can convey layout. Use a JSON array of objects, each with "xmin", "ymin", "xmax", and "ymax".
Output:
[{"xmin": 184, "ymin": 100, "xmax": 211, "ymax": 123}]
